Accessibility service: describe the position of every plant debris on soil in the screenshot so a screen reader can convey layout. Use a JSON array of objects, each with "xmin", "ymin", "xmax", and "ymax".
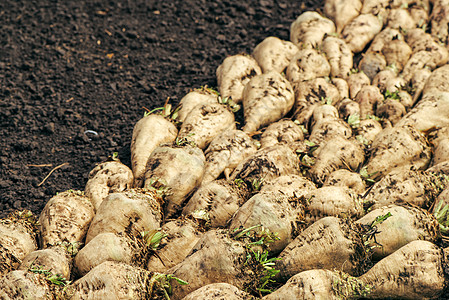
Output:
[{"xmin": 0, "ymin": 0, "xmax": 323, "ymax": 218}]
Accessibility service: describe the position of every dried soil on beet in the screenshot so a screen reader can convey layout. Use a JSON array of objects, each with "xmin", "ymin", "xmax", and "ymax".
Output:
[{"xmin": 0, "ymin": 0, "xmax": 323, "ymax": 217}]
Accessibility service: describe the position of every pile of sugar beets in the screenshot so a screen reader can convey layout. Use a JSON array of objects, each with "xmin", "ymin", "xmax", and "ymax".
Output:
[{"xmin": 4, "ymin": 0, "xmax": 449, "ymax": 299}]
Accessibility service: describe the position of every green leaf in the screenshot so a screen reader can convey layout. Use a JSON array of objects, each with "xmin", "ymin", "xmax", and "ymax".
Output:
[
  {"xmin": 359, "ymin": 166, "xmax": 378, "ymax": 183},
  {"xmin": 370, "ymin": 212, "xmax": 392, "ymax": 228},
  {"xmin": 304, "ymin": 140, "xmax": 315, "ymax": 147},
  {"xmin": 356, "ymin": 135, "xmax": 370, "ymax": 146},
  {"xmin": 434, "ymin": 201, "xmax": 449, "ymax": 234},
  {"xmin": 168, "ymin": 275, "xmax": 189, "ymax": 285},
  {"xmin": 142, "ymin": 230, "xmax": 168, "ymax": 250},
  {"xmin": 366, "ymin": 114, "xmax": 381, "ymax": 122},
  {"xmin": 384, "ymin": 90, "xmax": 401, "ymax": 100},
  {"xmin": 347, "ymin": 113, "xmax": 360, "ymax": 128}
]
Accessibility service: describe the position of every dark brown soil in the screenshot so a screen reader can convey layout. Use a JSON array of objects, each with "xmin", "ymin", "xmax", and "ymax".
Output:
[{"xmin": 0, "ymin": 0, "xmax": 323, "ymax": 218}]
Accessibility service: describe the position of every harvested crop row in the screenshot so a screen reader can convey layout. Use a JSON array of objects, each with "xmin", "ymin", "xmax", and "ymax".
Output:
[{"xmin": 3, "ymin": 1, "xmax": 449, "ymax": 299}]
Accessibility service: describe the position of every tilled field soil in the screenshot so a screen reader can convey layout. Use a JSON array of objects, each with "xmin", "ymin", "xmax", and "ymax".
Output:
[{"xmin": 0, "ymin": 0, "xmax": 322, "ymax": 217}]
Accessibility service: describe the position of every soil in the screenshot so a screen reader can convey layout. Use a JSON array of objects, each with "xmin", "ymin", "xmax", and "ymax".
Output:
[{"xmin": 0, "ymin": 0, "xmax": 323, "ymax": 218}]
